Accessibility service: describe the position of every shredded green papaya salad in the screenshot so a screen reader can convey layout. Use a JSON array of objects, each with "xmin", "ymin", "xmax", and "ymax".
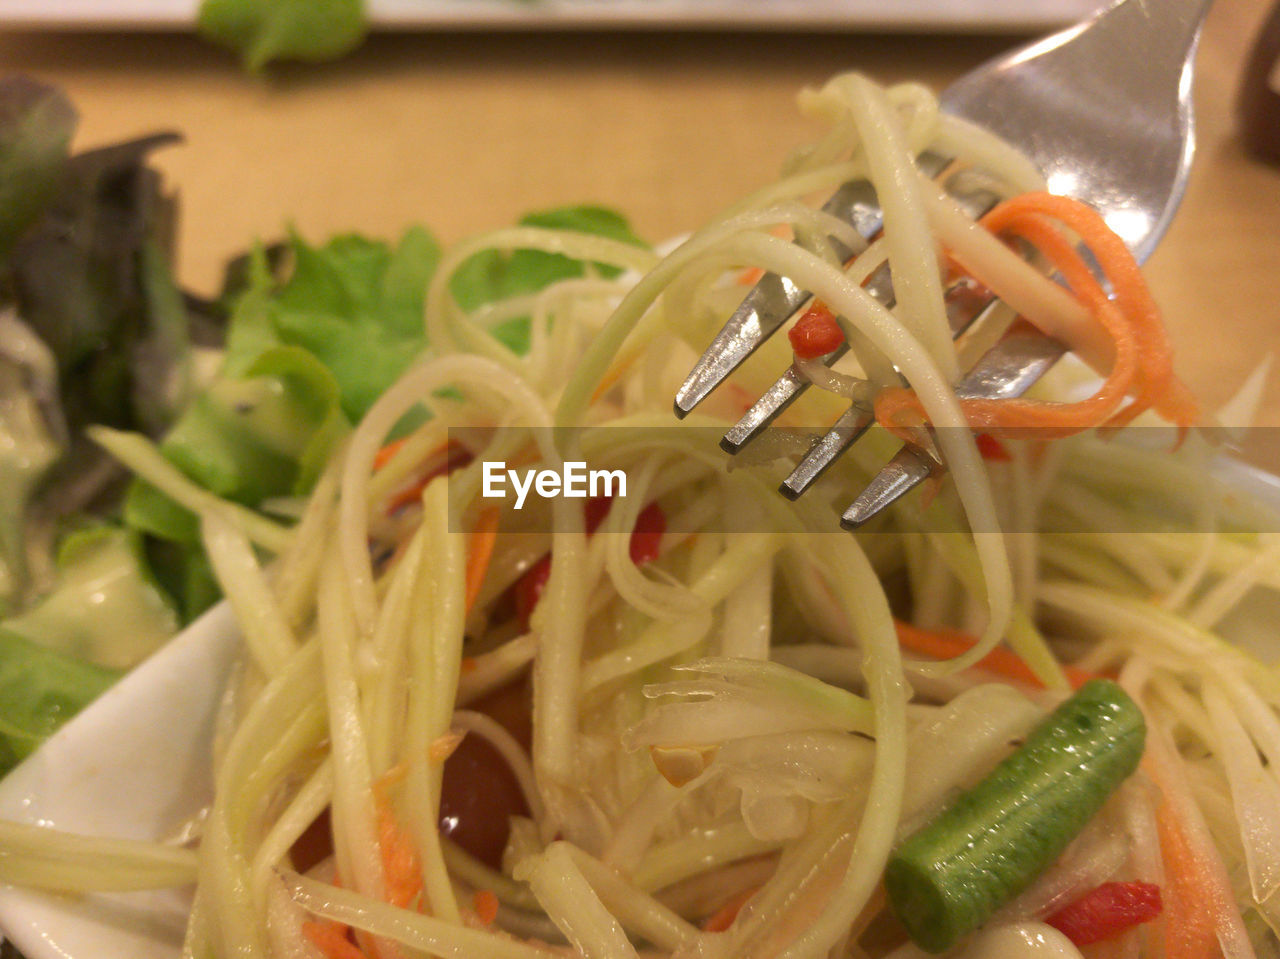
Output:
[{"xmin": 3, "ymin": 70, "xmax": 1280, "ymax": 959}]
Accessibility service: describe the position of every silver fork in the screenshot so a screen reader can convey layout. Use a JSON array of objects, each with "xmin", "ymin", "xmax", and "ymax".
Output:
[{"xmin": 672, "ymin": 0, "xmax": 1212, "ymax": 528}]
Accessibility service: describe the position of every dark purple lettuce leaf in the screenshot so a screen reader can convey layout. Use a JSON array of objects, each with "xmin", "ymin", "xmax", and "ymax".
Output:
[
  {"xmin": 0, "ymin": 77, "xmax": 76, "ymax": 257},
  {"xmin": 9, "ymin": 132, "xmax": 182, "ymax": 428}
]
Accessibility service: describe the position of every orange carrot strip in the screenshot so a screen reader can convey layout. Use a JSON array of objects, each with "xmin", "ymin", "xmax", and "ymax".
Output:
[
  {"xmin": 988, "ymin": 194, "xmax": 1197, "ymax": 429},
  {"xmin": 874, "ymin": 192, "xmax": 1198, "ymax": 442},
  {"xmin": 893, "ymin": 620, "xmax": 1095, "ymax": 690},
  {"xmin": 472, "ymin": 889, "xmax": 501, "ymax": 926},
  {"xmin": 302, "ymin": 920, "xmax": 370, "ymax": 959},
  {"xmin": 385, "ymin": 442, "xmax": 472, "ymax": 516},
  {"xmin": 878, "ymin": 217, "xmax": 1133, "ymax": 437},
  {"xmin": 1152, "ymin": 796, "xmax": 1220, "ymax": 959},
  {"xmin": 591, "ymin": 353, "xmax": 638, "ymax": 403},
  {"xmin": 982, "ymin": 205, "xmax": 1169, "ymax": 428},
  {"xmin": 373, "ymin": 437, "xmax": 408, "ymax": 471},
  {"xmin": 465, "ymin": 507, "xmax": 500, "ymax": 614},
  {"xmin": 1133, "ymin": 705, "xmax": 1252, "ymax": 959},
  {"xmin": 702, "ymin": 886, "xmax": 760, "ymax": 932},
  {"xmin": 372, "ymin": 766, "xmax": 423, "ymax": 911}
]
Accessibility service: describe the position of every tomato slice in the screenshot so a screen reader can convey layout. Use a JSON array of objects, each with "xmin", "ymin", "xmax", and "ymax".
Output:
[{"xmin": 438, "ymin": 679, "xmax": 532, "ymax": 869}]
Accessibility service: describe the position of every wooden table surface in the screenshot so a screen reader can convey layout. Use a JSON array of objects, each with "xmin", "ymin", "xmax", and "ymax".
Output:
[{"xmin": 2, "ymin": 0, "xmax": 1277, "ymax": 435}]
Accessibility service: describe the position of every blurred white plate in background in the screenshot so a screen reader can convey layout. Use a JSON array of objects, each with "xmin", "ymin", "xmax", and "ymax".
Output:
[{"xmin": 0, "ymin": 0, "xmax": 1109, "ymax": 33}]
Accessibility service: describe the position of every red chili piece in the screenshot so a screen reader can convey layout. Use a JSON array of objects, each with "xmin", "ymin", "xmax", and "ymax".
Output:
[
  {"xmin": 515, "ymin": 498, "xmax": 666, "ymax": 629},
  {"xmin": 974, "ymin": 432, "xmax": 1013, "ymax": 462},
  {"xmin": 629, "ymin": 501, "xmax": 667, "ymax": 565},
  {"xmin": 584, "ymin": 495, "xmax": 613, "ymax": 534},
  {"xmin": 1045, "ymin": 881, "xmax": 1163, "ymax": 946},
  {"xmin": 787, "ymin": 303, "xmax": 845, "ymax": 360}
]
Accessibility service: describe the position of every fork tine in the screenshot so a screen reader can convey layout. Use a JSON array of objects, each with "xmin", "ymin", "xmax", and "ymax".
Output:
[
  {"xmin": 840, "ymin": 325, "xmax": 1069, "ymax": 527},
  {"xmin": 713, "ymin": 175, "xmax": 1001, "ymax": 447},
  {"xmin": 841, "ymin": 445, "xmax": 937, "ymax": 529},
  {"xmin": 676, "ymin": 153, "xmax": 964, "ymax": 419},
  {"xmin": 720, "ymin": 344, "xmax": 849, "ymax": 452},
  {"xmin": 777, "ymin": 286, "xmax": 1006, "ymax": 499},
  {"xmin": 677, "ymin": 148, "xmax": 1059, "ymax": 524},
  {"xmin": 674, "ymin": 178, "xmax": 881, "ymax": 418},
  {"xmin": 952, "ymin": 322, "xmax": 1068, "ymax": 401},
  {"xmin": 780, "ymin": 402, "xmax": 874, "ymax": 499},
  {"xmin": 674, "ymin": 270, "xmax": 811, "ymax": 418},
  {"xmin": 841, "ymin": 445, "xmax": 938, "ymax": 529}
]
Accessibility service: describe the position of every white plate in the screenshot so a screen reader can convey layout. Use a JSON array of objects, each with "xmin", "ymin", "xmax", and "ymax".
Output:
[
  {"xmin": 0, "ymin": 603, "xmax": 240, "ymax": 959},
  {"xmin": 0, "ymin": 0, "xmax": 1108, "ymax": 33}
]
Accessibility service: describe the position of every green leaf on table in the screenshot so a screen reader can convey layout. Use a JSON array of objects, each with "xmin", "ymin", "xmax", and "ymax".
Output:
[{"xmin": 197, "ymin": 0, "xmax": 368, "ymax": 71}]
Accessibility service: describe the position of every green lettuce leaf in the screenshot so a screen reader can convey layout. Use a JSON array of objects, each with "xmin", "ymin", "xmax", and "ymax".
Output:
[
  {"xmin": 449, "ymin": 205, "xmax": 646, "ymax": 312},
  {"xmin": 0, "ymin": 351, "xmax": 63, "ymax": 613},
  {"xmin": 449, "ymin": 205, "xmax": 647, "ymax": 356},
  {"xmin": 124, "ymin": 345, "xmax": 351, "ymax": 548},
  {"xmin": 152, "ymin": 539, "xmax": 221, "ymax": 624},
  {"xmin": 121, "ymin": 227, "xmax": 441, "ymax": 552},
  {"xmin": 0, "ymin": 93, "xmax": 191, "ymax": 615},
  {"xmin": 0, "ymin": 626, "xmax": 118, "ymax": 776},
  {"xmin": 225, "ymin": 227, "xmax": 441, "ymax": 422},
  {"xmin": 3, "ymin": 526, "xmax": 179, "ymax": 671},
  {"xmin": 123, "ymin": 208, "xmax": 641, "ymax": 609},
  {"xmin": 10, "ymin": 131, "xmax": 186, "ymax": 438},
  {"xmin": 0, "ymin": 77, "xmax": 76, "ymax": 256}
]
